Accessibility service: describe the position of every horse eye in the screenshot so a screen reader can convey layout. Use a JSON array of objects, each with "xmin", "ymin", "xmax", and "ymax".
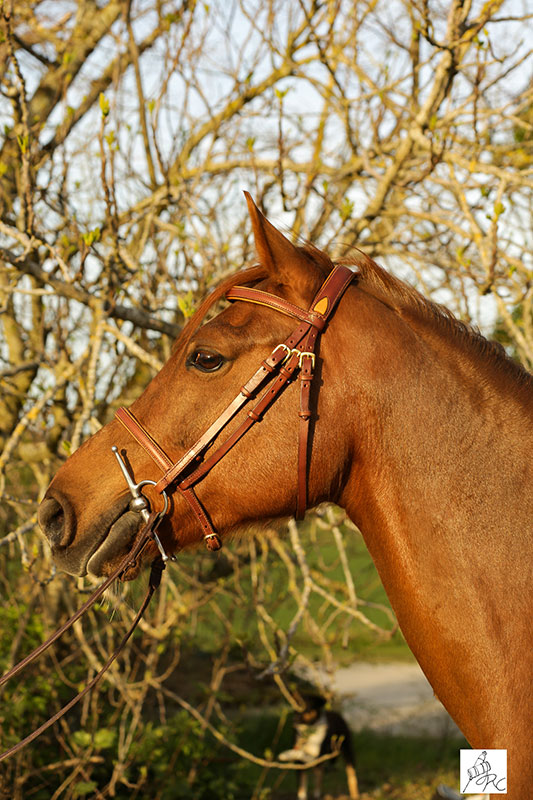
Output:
[{"xmin": 188, "ymin": 350, "xmax": 225, "ymax": 373}]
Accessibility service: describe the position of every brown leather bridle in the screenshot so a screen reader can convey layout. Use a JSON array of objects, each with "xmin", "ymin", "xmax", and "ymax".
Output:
[
  {"xmin": 0, "ymin": 264, "xmax": 353, "ymax": 762},
  {"xmin": 115, "ymin": 264, "xmax": 354, "ymax": 555}
]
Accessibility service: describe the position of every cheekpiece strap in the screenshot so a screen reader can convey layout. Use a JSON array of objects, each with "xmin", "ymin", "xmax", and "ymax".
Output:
[{"xmin": 114, "ymin": 264, "xmax": 354, "ymax": 551}]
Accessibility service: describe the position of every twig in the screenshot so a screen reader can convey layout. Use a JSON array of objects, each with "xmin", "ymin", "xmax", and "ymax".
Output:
[
  {"xmin": 260, "ymin": 520, "xmax": 312, "ymax": 675},
  {"xmin": 0, "ymin": 514, "xmax": 37, "ymax": 549},
  {"xmin": 0, "ymin": 350, "xmax": 89, "ymax": 493},
  {"xmin": 71, "ymin": 304, "xmax": 105, "ymax": 452},
  {"xmin": 102, "ymin": 321, "xmax": 163, "ymax": 371},
  {"xmin": 154, "ymin": 684, "xmax": 340, "ymax": 771},
  {"xmin": 2, "ymin": 3, "xmax": 34, "ymax": 233}
]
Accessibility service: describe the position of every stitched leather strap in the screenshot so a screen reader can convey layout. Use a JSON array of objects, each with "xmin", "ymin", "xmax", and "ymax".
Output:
[
  {"xmin": 116, "ymin": 407, "xmax": 173, "ymax": 471},
  {"xmin": 294, "ymin": 265, "xmax": 354, "ymax": 518},
  {"xmin": 226, "ymin": 287, "xmax": 326, "ymax": 330},
  {"xmin": 308, "ymin": 264, "xmax": 356, "ymax": 323},
  {"xmin": 179, "ymin": 486, "xmax": 222, "ymax": 551},
  {"xmin": 296, "ymin": 328, "xmax": 318, "ymax": 519},
  {"xmin": 115, "ymin": 265, "xmax": 354, "ymax": 547}
]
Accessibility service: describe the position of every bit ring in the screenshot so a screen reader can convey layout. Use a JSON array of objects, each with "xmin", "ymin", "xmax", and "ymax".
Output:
[{"xmin": 135, "ymin": 480, "xmax": 169, "ymax": 516}]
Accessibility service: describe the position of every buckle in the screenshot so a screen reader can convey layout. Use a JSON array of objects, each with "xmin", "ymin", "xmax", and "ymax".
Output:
[
  {"xmin": 274, "ymin": 344, "xmax": 300, "ymax": 364},
  {"xmin": 274, "ymin": 343, "xmax": 291, "ymax": 362},
  {"xmin": 274, "ymin": 345, "xmax": 314, "ymax": 369},
  {"xmin": 298, "ymin": 351, "xmax": 315, "ymax": 369}
]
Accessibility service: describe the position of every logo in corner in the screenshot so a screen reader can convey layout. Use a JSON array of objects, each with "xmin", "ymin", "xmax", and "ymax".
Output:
[{"xmin": 460, "ymin": 749, "xmax": 507, "ymax": 794}]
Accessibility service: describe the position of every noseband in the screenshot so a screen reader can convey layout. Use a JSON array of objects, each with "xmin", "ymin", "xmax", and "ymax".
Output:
[
  {"xmin": 0, "ymin": 265, "xmax": 354, "ymax": 762},
  {"xmin": 114, "ymin": 265, "xmax": 354, "ymax": 557}
]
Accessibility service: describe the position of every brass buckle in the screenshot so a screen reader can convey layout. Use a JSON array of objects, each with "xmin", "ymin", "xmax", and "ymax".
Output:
[
  {"xmin": 274, "ymin": 345, "xmax": 314, "ymax": 369},
  {"xmin": 298, "ymin": 351, "xmax": 315, "ymax": 369},
  {"xmin": 275, "ymin": 344, "xmax": 300, "ymax": 364},
  {"xmin": 274, "ymin": 343, "xmax": 291, "ymax": 362}
]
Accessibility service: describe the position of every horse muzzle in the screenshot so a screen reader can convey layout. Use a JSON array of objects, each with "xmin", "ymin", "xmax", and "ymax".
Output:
[{"xmin": 38, "ymin": 491, "xmax": 135, "ymax": 577}]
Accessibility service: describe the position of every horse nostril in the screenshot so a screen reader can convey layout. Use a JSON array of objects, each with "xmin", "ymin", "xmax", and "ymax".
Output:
[{"xmin": 38, "ymin": 497, "xmax": 68, "ymax": 547}]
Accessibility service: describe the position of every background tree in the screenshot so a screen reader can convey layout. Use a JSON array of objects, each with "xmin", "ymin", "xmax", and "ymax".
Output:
[{"xmin": 1, "ymin": 0, "xmax": 532, "ymax": 797}]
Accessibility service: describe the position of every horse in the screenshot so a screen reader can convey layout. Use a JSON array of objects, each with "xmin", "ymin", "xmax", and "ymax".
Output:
[{"xmin": 38, "ymin": 193, "xmax": 533, "ymax": 799}]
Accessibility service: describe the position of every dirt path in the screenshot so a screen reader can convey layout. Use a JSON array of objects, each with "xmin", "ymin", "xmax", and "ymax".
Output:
[{"xmin": 328, "ymin": 661, "xmax": 463, "ymax": 739}]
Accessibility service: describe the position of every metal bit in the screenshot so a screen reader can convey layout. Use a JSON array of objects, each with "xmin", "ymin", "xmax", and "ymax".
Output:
[{"xmin": 111, "ymin": 446, "xmax": 175, "ymax": 562}]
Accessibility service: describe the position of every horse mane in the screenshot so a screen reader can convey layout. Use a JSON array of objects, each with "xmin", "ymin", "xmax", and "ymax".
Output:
[
  {"xmin": 337, "ymin": 247, "xmax": 533, "ymax": 390},
  {"xmin": 175, "ymin": 242, "xmax": 531, "ymax": 390}
]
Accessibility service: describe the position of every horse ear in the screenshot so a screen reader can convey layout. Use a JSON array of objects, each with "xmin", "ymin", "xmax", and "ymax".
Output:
[{"xmin": 244, "ymin": 192, "xmax": 325, "ymax": 300}]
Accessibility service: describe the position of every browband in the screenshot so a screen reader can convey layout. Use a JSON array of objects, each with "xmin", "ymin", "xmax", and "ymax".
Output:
[{"xmin": 115, "ymin": 264, "xmax": 354, "ymax": 552}]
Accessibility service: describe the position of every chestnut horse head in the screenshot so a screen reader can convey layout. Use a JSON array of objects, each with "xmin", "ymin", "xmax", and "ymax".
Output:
[
  {"xmin": 38, "ymin": 194, "xmax": 359, "ymax": 578},
  {"xmin": 38, "ymin": 195, "xmax": 533, "ymax": 799}
]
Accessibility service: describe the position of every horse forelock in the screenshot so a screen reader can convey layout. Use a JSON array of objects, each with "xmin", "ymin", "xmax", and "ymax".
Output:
[{"xmin": 341, "ymin": 249, "xmax": 533, "ymax": 392}]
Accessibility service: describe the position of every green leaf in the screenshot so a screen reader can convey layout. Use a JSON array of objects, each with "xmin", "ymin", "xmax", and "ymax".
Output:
[
  {"xmin": 73, "ymin": 731, "xmax": 91, "ymax": 748},
  {"xmin": 81, "ymin": 227, "xmax": 101, "ymax": 246},
  {"xmin": 99, "ymin": 93, "xmax": 110, "ymax": 117},
  {"xmin": 93, "ymin": 728, "xmax": 116, "ymax": 750},
  {"xmin": 177, "ymin": 291, "xmax": 195, "ymax": 319},
  {"xmin": 340, "ymin": 197, "xmax": 354, "ymax": 221},
  {"xmin": 73, "ymin": 781, "xmax": 98, "ymax": 797},
  {"xmin": 17, "ymin": 135, "xmax": 28, "ymax": 154}
]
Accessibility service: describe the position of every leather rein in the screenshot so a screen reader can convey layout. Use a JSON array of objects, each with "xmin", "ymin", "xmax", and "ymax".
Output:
[
  {"xmin": 0, "ymin": 264, "xmax": 353, "ymax": 761},
  {"xmin": 0, "ymin": 512, "xmax": 165, "ymax": 762}
]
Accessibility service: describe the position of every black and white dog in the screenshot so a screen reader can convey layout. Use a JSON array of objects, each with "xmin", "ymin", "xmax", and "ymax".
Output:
[{"xmin": 278, "ymin": 695, "xmax": 359, "ymax": 800}]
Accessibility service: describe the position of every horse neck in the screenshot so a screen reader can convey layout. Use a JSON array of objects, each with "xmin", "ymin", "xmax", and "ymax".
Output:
[
  {"xmin": 334, "ymin": 289, "xmax": 533, "ymax": 751},
  {"xmin": 336, "ymin": 289, "xmax": 533, "ymax": 550}
]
